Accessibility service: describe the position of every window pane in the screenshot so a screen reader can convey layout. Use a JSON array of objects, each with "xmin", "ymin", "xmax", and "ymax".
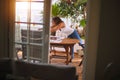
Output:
[
  {"xmin": 29, "ymin": 25, "xmax": 43, "ymax": 43},
  {"xmin": 29, "ymin": 44, "xmax": 42, "ymax": 60},
  {"xmin": 15, "ymin": 44, "xmax": 22, "ymax": 60},
  {"xmin": 28, "ymin": 30, "xmax": 43, "ymax": 44},
  {"xmin": 16, "ymin": 2, "xmax": 28, "ymax": 22},
  {"xmin": 15, "ymin": 23, "xmax": 27, "ymax": 43},
  {"xmin": 31, "ymin": 2, "xmax": 44, "ymax": 23},
  {"xmin": 21, "ymin": 44, "xmax": 42, "ymax": 60},
  {"xmin": 15, "ymin": 43, "xmax": 42, "ymax": 61},
  {"xmin": 30, "ymin": 24, "xmax": 43, "ymax": 31},
  {"xmin": 15, "ymin": 23, "xmax": 43, "ymax": 43}
]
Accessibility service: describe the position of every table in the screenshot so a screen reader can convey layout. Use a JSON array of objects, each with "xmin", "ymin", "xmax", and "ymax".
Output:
[{"xmin": 50, "ymin": 38, "xmax": 80, "ymax": 65}]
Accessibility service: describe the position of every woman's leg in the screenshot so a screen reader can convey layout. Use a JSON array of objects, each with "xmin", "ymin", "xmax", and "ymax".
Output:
[
  {"xmin": 68, "ymin": 30, "xmax": 85, "ymax": 59},
  {"xmin": 68, "ymin": 30, "xmax": 84, "ymax": 47}
]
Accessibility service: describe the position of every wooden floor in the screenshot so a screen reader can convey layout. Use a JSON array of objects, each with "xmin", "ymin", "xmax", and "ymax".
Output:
[{"xmin": 50, "ymin": 51, "xmax": 83, "ymax": 80}]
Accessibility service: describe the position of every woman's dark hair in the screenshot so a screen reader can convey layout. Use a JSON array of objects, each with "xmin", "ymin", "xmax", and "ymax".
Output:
[{"xmin": 52, "ymin": 17, "xmax": 63, "ymax": 25}]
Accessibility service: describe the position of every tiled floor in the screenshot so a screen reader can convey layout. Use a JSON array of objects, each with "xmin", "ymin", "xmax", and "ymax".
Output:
[{"xmin": 50, "ymin": 51, "xmax": 83, "ymax": 80}]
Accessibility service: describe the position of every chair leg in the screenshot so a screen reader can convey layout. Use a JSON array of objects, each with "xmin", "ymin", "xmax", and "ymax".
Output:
[
  {"xmin": 79, "ymin": 55, "xmax": 84, "ymax": 66},
  {"xmin": 49, "ymin": 46, "xmax": 56, "ymax": 63},
  {"xmin": 79, "ymin": 60, "xmax": 83, "ymax": 66}
]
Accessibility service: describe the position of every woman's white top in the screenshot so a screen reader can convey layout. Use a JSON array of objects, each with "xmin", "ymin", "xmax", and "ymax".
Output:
[{"xmin": 60, "ymin": 26, "xmax": 74, "ymax": 37}]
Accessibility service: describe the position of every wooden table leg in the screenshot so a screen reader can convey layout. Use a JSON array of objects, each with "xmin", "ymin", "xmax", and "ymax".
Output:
[
  {"xmin": 69, "ymin": 45, "xmax": 74, "ymax": 62},
  {"xmin": 64, "ymin": 46, "xmax": 69, "ymax": 65}
]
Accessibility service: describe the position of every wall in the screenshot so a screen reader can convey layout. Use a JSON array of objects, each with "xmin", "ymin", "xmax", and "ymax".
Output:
[
  {"xmin": 95, "ymin": 0, "xmax": 120, "ymax": 80},
  {"xmin": 0, "ymin": 0, "xmax": 9, "ymax": 58},
  {"xmin": 83, "ymin": 0, "xmax": 100, "ymax": 79},
  {"xmin": 0, "ymin": 0, "xmax": 14, "ymax": 58},
  {"xmin": 83, "ymin": 0, "xmax": 120, "ymax": 80}
]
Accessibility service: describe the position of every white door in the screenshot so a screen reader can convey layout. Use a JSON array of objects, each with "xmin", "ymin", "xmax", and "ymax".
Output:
[{"xmin": 14, "ymin": 0, "xmax": 51, "ymax": 63}]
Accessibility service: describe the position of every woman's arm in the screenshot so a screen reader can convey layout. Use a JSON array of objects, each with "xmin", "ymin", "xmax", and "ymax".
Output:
[
  {"xmin": 50, "ymin": 22, "xmax": 65, "ymax": 32},
  {"xmin": 50, "ymin": 25, "xmax": 59, "ymax": 33}
]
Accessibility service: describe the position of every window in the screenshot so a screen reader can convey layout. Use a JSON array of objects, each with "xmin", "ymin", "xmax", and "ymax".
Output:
[{"xmin": 14, "ymin": 0, "xmax": 51, "ymax": 63}]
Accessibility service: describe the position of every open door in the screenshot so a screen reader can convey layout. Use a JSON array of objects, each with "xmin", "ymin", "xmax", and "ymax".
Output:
[{"xmin": 14, "ymin": 0, "xmax": 51, "ymax": 63}]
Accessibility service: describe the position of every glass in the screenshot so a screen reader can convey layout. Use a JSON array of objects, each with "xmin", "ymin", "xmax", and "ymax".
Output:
[
  {"xmin": 15, "ymin": 44, "xmax": 23, "ymax": 60},
  {"xmin": 16, "ymin": 2, "xmax": 29, "ymax": 22},
  {"xmin": 31, "ymin": 2, "xmax": 44, "ymax": 23},
  {"xmin": 15, "ymin": 43, "xmax": 43, "ymax": 62},
  {"xmin": 15, "ymin": 23, "xmax": 27, "ymax": 43},
  {"xmin": 30, "ymin": 24, "xmax": 43, "ymax": 31}
]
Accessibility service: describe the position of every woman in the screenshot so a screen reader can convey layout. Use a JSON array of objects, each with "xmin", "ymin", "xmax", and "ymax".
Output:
[{"xmin": 51, "ymin": 17, "xmax": 85, "ymax": 60}]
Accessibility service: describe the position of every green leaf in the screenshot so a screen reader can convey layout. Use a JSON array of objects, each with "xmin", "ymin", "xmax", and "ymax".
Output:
[
  {"xmin": 80, "ymin": 19, "xmax": 86, "ymax": 27},
  {"xmin": 52, "ymin": 3, "xmax": 60, "ymax": 17}
]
